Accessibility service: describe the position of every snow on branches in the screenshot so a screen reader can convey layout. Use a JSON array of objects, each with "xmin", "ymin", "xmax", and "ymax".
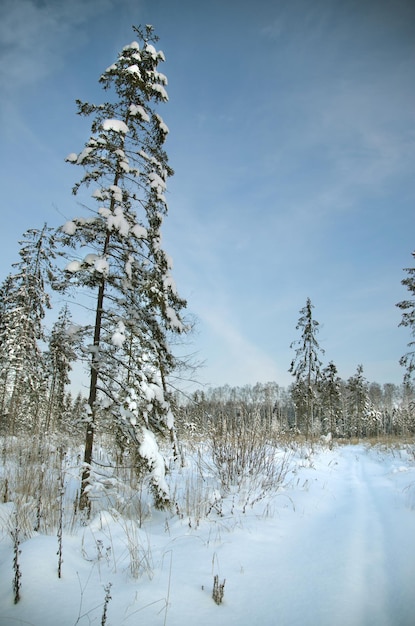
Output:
[{"xmin": 59, "ymin": 24, "xmax": 187, "ymax": 512}]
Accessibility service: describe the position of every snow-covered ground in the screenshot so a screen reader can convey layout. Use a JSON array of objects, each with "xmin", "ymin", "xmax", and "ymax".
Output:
[{"xmin": 1, "ymin": 442, "xmax": 414, "ymax": 626}]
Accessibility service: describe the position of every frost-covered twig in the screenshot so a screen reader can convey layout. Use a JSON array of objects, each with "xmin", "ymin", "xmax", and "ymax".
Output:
[
  {"xmin": 12, "ymin": 510, "xmax": 22, "ymax": 604},
  {"xmin": 162, "ymin": 549, "xmax": 173, "ymax": 626},
  {"xmin": 74, "ymin": 568, "xmax": 104, "ymax": 625},
  {"xmin": 57, "ymin": 446, "xmax": 65, "ymax": 578},
  {"xmin": 101, "ymin": 582, "xmax": 112, "ymax": 626}
]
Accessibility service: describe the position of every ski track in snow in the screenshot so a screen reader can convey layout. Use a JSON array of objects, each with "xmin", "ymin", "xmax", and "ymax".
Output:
[
  {"xmin": 0, "ymin": 444, "xmax": 414, "ymax": 626},
  {"xmin": 221, "ymin": 444, "xmax": 415, "ymax": 626}
]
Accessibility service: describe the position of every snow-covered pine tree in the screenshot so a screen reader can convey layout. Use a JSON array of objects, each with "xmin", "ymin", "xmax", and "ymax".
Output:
[
  {"xmin": 58, "ymin": 25, "xmax": 187, "ymax": 512},
  {"xmin": 44, "ymin": 305, "xmax": 78, "ymax": 432},
  {"xmin": 0, "ymin": 225, "xmax": 56, "ymax": 434},
  {"xmin": 289, "ymin": 298, "xmax": 324, "ymax": 438},
  {"xmin": 346, "ymin": 364, "xmax": 369, "ymax": 438},
  {"xmin": 0, "ymin": 274, "xmax": 14, "ymax": 421},
  {"xmin": 319, "ymin": 361, "xmax": 343, "ymax": 436},
  {"xmin": 397, "ymin": 251, "xmax": 415, "ymax": 384}
]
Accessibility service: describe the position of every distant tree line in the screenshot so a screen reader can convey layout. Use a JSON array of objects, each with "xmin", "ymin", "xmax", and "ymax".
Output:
[
  {"xmin": 175, "ymin": 283, "xmax": 415, "ymax": 440},
  {"xmin": 174, "ymin": 377, "xmax": 414, "ymax": 440}
]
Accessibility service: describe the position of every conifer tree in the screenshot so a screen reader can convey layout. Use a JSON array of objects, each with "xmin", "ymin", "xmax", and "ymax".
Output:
[
  {"xmin": 0, "ymin": 275, "xmax": 14, "ymax": 421},
  {"xmin": 58, "ymin": 25, "xmax": 187, "ymax": 511},
  {"xmin": 397, "ymin": 251, "xmax": 415, "ymax": 383},
  {"xmin": 289, "ymin": 298, "xmax": 324, "ymax": 438},
  {"xmin": 346, "ymin": 364, "xmax": 370, "ymax": 437},
  {"xmin": 44, "ymin": 305, "xmax": 78, "ymax": 432},
  {"xmin": 0, "ymin": 225, "xmax": 56, "ymax": 433},
  {"xmin": 319, "ymin": 361, "xmax": 343, "ymax": 436}
]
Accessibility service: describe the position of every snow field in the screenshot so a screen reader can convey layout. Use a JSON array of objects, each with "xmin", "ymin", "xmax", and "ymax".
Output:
[{"xmin": 0, "ymin": 440, "xmax": 414, "ymax": 625}]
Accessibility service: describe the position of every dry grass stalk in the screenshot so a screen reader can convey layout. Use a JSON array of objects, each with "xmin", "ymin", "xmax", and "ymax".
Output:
[{"xmin": 212, "ymin": 574, "xmax": 225, "ymax": 605}]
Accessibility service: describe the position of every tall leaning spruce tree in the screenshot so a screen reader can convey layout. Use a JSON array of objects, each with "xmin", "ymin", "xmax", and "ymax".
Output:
[
  {"xmin": 59, "ymin": 25, "xmax": 187, "ymax": 512},
  {"xmin": 289, "ymin": 298, "xmax": 324, "ymax": 438}
]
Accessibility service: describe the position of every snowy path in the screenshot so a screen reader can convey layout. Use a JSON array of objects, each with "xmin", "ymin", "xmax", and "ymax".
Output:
[
  {"xmin": 263, "ymin": 445, "xmax": 415, "ymax": 626},
  {"xmin": 162, "ymin": 444, "xmax": 415, "ymax": 626}
]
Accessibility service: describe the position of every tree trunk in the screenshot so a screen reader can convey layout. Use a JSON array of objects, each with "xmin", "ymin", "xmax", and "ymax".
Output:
[{"xmin": 79, "ymin": 233, "xmax": 110, "ymax": 513}]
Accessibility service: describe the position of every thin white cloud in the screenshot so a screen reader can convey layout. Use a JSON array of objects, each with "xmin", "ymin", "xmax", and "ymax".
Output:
[
  {"xmin": 0, "ymin": 0, "xmax": 136, "ymax": 93},
  {"xmin": 198, "ymin": 304, "xmax": 289, "ymax": 387}
]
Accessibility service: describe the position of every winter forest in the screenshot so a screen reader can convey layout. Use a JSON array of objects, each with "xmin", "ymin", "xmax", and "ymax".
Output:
[{"xmin": 1, "ymin": 25, "xmax": 415, "ymax": 626}]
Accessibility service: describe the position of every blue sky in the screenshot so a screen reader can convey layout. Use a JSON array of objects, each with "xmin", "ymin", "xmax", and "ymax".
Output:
[{"xmin": 0, "ymin": 0, "xmax": 414, "ymax": 389}]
